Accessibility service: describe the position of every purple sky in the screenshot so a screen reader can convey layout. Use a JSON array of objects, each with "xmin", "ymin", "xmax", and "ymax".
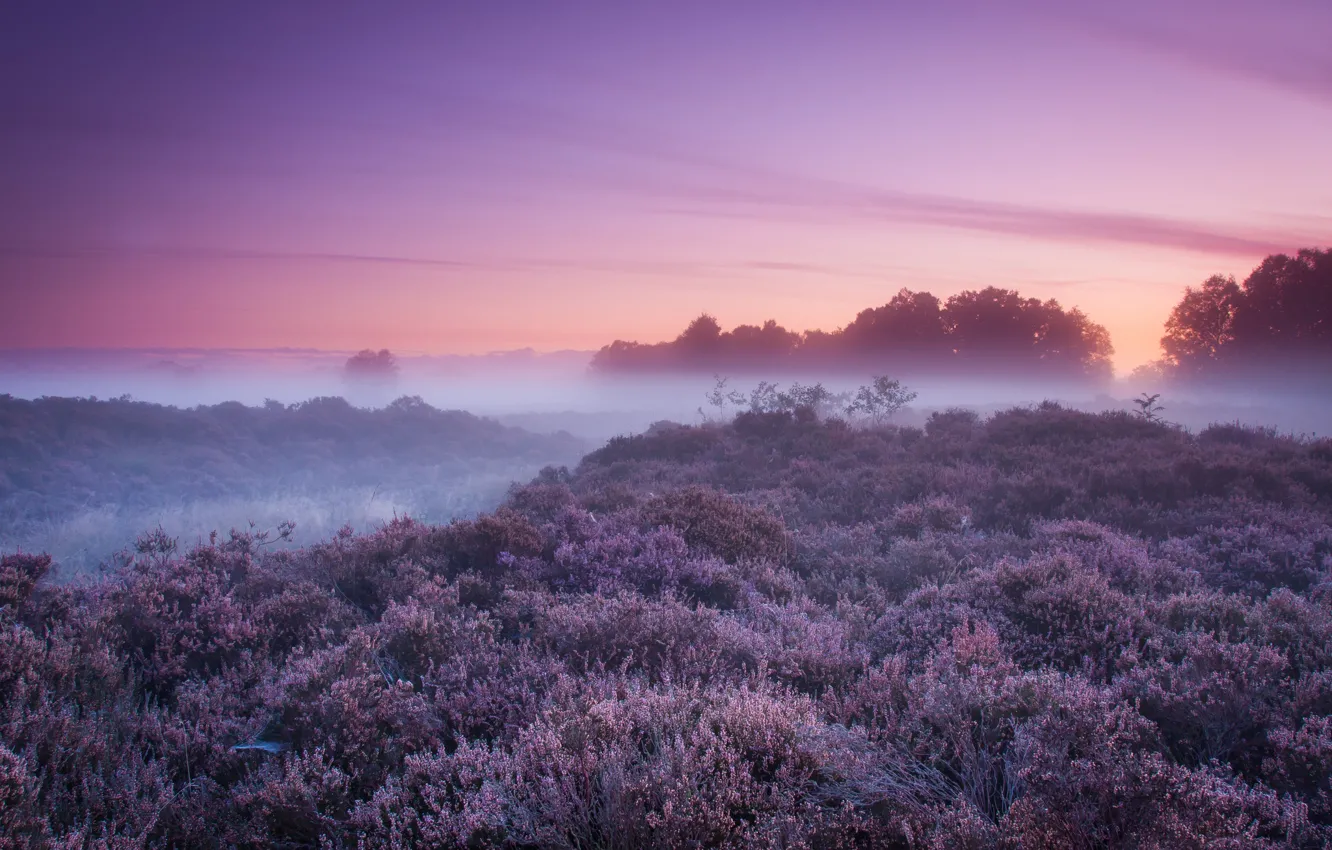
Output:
[{"xmin": 2, "ymin": 0, "xmax": 1329, "ymax": 371}]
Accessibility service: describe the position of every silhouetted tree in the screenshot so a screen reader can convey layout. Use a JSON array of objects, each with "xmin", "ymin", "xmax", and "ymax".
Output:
[
  {"xmin": 941, "ymin": 288, "xmax": 1113, "ymax": 378},
  {"xmin": 589, "ymin": 287, "xmax": 1113, "ymax": 380},
  {"xmin": 843, "ymin": 289, "xmax": 948, "ymax": 355},
  {"xmin": 344, "ymin": 349, "xmax": 399, "ymax": 383},
  {"xmin": 675, "ymin": 314, "xmax": 723, "ymax": 360},
  {"xmin": 1160, "ymin": 249, "xmax": 1332, "ymax": 382},
  {"xmin": 1161, "ymin": 275, "xmax": 1241, "ymax": 378},
  {"xmin": 1229, "ymin": 249, "xmax": 1332, "ymax": 358},
  {"xmin": 844, "ymin": 376, "xmax": 918, "ymax": 423},
  {"xmin": 723, "ymin": 319, "xmax": 801, "ymax": 365}
]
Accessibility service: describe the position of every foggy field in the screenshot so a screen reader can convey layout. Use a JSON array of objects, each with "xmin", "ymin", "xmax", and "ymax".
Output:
[
  {"xmin": 0, "ymin": 390, "xmax": 588, "ymax": 574},
  {"xmin": 3, "ymin": 354, "xmax": 1332, "ymax": 846},
  {"xmin": 5, "ymin": 394, "xmax": 1332, "ymax": 847},
  {"xmin": 4, "ymin": 354, "xmax": 1331, "ymax": 575},
  {"xmin": 3, "ymin": 481, "xmax": 521, "ymax": 575},
  {"xmin": 4, "ymin": 347, "xmax": 1330, "ymax": 439}
]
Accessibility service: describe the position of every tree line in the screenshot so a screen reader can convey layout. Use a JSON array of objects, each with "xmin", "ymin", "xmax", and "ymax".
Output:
[
  {"xmin": 1152, "ymin": 248, "xmax": 1331, "ymax": 384},
  {"xmin": 592, "ymin": 286, "xmax": 1115, "ymax": 380},
  {"xmin": 590, "ymin": 248, "xmax": 1329, "ymax": 385}
]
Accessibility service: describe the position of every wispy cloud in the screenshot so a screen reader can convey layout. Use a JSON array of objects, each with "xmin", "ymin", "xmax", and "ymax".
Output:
[
  {"xmin": 6, "ymin": 77, "xmax": 1322, "ymax": 277},
  {"xmin": 0, "ymin": 245, "xmax": 482, "ymax": 268},
  {"xmin": 0, "ymin": 243, "xmax": 901, "ymax": 284},
  {"xmin": 1048, "ymin": 0, "xmax": 1332, "ymax": 107},
  {"xmin": 641, "ymin": 176, "xmax": 1317, "ymax": 259},
  {"xmin": 438, "ymin": 92, "xmax": 1325, "ymax": 259}
]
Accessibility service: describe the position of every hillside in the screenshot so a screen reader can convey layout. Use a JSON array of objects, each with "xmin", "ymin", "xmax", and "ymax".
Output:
[
  {"xmin": 3, "ymin": 404, "xmax": 1331, "ymax": 846},
  {"xmin": 0, "ymin": 394, "xmax": 587, "ymax": 568}
]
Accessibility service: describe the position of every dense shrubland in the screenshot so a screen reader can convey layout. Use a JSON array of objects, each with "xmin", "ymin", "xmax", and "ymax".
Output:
[
  {"xmin": 0, "ymin": 394, "xmax": 585, "ymax": 570},
  {"xmin": 3, "ymin": 402, "xmax": 1332, "ymax": 847}
]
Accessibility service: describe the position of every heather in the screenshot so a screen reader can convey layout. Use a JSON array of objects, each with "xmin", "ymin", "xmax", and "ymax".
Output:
[{"xmin": 4, "ymin": 404, "xmax": 1332, "ymax": 847}]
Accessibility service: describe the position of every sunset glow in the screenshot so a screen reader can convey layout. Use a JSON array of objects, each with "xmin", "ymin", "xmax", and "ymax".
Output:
[{"xmin": 3, "ymin": 1, "xmax": 1329, "ymax": 371}]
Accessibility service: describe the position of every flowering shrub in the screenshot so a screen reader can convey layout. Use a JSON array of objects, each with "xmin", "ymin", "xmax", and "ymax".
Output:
[{"xmin": 3, "ymin": 404, "xmax": 1331, "ymax": 846}]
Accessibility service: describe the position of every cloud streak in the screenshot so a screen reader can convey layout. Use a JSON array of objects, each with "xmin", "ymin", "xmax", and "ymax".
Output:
[
  {"xmin": 1048, "ymin": 0, "xmax": 1332, "ymax": 107},
  {"xmin": 438, "ymin": 93, "xmax": 1325, "ymax": 260},
  {"xmin": 0, "ymin": 245, "xmax": 482, "ymax": 268},
  {"xmin": 642, "ymin": 175, "xmax": 1319, "ymax": 259},
  {"xmin": 0, "ymin": 243, "xmax": 907, "ymax": 284}
]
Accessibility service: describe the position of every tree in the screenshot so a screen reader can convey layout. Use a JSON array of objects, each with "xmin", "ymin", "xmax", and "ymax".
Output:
[
  {"xmin": 1159, "ymin": 248, "xmax": 1332, "ymax": 382},
  {"xmin": 587, "ymin": 288, "xmax": 1113, "ymax": 380},
  {"xmin": 1229, "ymin": 249, "xmax": 1332, "ymax": 357},
  {"xmin": 746, "ymin": 380, "xmax": 843, "ymax": 418},
  {"xmin": 675, "ymin": 314, "xmax": 723, "ymax": 355},
  {"xmin": 942, "ymin": 287, "xmax": 1045, "ymax": 358},
  {"xmin": 842, "ymin": 289, "xmax": 947, "ymax": 355},
  {"xmin": 1160, "ymin": 275, "xmax": 1241, "ymax": 378},
  {"xmin": 702, "ymin": 374, "xmax": 747, "ymax": 422},
  {"xmin": 1040, "ymin": 306, "xmax": 1115, "ymax": 380},
  {"xmin": 844, "ymin": 376, "xmax": 918, "ymax": 424},
  {"xmin": 724, "ymin": 319, "xmax": 801, "ymax": 364},
  {"xmin": 941, "ymin": 288, "xmax": 1113, "ymax": 378},
  {"xmin": 344, "ymin": 349, "xmax": 399, "ymax": 382}
]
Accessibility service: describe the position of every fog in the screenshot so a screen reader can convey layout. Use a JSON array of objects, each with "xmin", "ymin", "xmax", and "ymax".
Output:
[
  {"xmin": 3, "ymin": 347, "xmax": 1329, "ymax": 440},
  {"xmin": 4, "ymin": 347, "xmax": 1330, "ymax": 575}
]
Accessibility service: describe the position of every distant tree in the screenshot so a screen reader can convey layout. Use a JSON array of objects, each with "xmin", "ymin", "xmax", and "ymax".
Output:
[
  {"xmin": 1128, "ymin": 361, "xmax": 1169, "ymax": 387},
  {"xmin": 1159, "ymin": 249, "xmax": 1332, "ymax": 382},
  {"xmin": 588, "ymin": 287, "xmax": 1112, "ymax": 380},
  {"xmin": 589, "ymin": 339, "xmax": 656, "ymax": 371},
  {"xmin": 942, "ymin": 288, "xmax": 1113, "ymax": 378},
  {"xmin": 1040, "ymin": 305, "xmax": 1115, "ymax": 380},
  {"xmin": 1160, "ymin": 275, "xmax": 1241, "ymax": 378},
  {"xmin": 1228, "ymin": 249, "xmax": 1332, "ymax": 357},
  {"xmin": 675, "ymin": 314, "xmax": 723, "ymax": 359},
  {"xmin": 747, "ymin": 380, "xmax": 840, "ymax": 417},
  {"xmin": 842, "ymin": 289, "xmax": 948, "ymax": 355},
  {"xmin": 942, "ymin": 288, "xmax": 1044, "ymax": 356},
  {"xmin": 845, "ymin": 376, "xmax": 918, "ymax": 424},
  {"xmin": 702, "ymin": 374, "xmax": 747, "ymax": 422},
  {"xmin": 723, "ymin": 319, "xmax": 801, "ymax": 364},
  {"xmin": 344, "ymin": 349, "xmax": 399, "ymax": 383}
]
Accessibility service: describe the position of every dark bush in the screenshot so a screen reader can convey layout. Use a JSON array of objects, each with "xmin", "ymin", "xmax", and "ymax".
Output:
[{"xmin": 640, "ymin": 486, "xmax": 792, "ymax": 564}]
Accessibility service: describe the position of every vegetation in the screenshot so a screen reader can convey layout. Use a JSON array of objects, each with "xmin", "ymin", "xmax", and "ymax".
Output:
[
  {"xmin": 344, "ymin": 349, "xmax": 400, "ymax": 382},
  {"xmin": 0, "ymin": 394, "xmax": 585, "ymax": 570},
  {"xmin": 3, "ymin": 400, "xmax": 1332, "ymax": 846},
  {"xmin": 1155, "ymin": 248, "xmax": 1331, "ymax": 384},
  {"xmin": 703, "ymin": 375, "xmax": 918, "ymax": 426},
  {"xmin": 591, "ymin": 287, "xmax": 1114, "ymax": 380},
  {"xmin": 593, "ymin": 247, "xmax": 1332, "ymax": 391},
  {"xmin": 1133, "ymin": 392, "xmax": 1167, "ymax": 423}
]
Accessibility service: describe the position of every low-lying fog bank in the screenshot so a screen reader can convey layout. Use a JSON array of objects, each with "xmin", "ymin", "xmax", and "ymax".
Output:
[
  {"xmin": 0, "ymin": 393, "xmax": 587, "ymax": 574},
  {"xmin": 2, "ymin": 348, "xmax": 1329, "ymax": 441},
  {"xmin": 4, "ymin": 350, "xmax": 1329, "ymax": 573}
]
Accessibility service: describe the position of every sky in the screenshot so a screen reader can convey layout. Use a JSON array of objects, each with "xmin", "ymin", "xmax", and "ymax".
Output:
[{"xmin": 2, "ymin": 0, "xmax": 1329, "ymax": 372}]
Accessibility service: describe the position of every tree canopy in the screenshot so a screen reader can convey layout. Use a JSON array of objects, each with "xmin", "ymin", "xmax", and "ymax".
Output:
[
  {"xmin": 1159, "ymin": 248, "xmax": 1331, "ymax": 382},
  {"xmin": 344, "ymin": 349, "xmax": 400, "ymax": 382},
  {"xmin": 590, "ymin": 287, "xmax": 1114, "ymax": 381}
]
